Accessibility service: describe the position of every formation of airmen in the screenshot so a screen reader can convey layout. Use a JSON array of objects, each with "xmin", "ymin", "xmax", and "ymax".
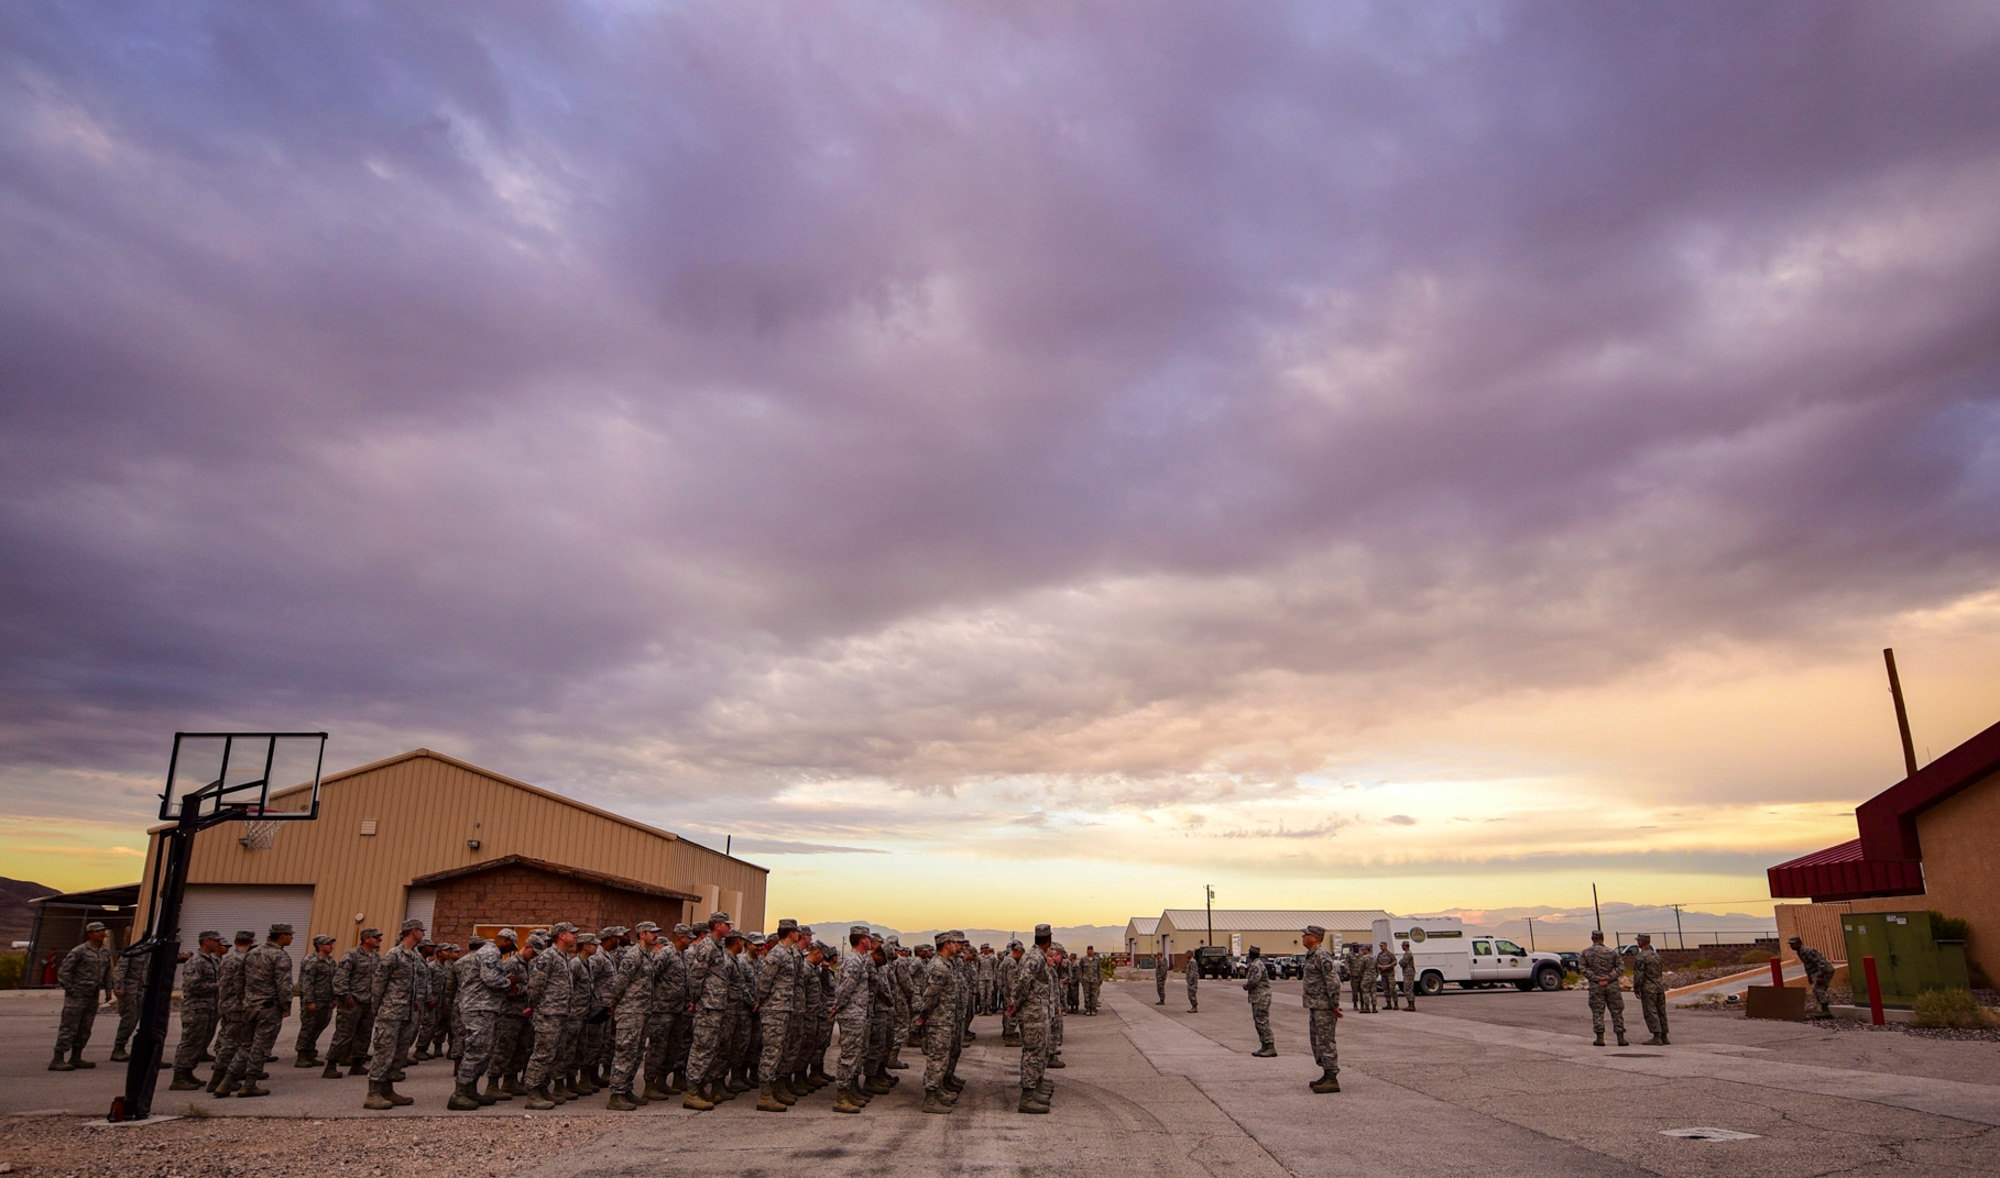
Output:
[{"xmin": 48, "ymin": 912, "xmax": 1850, "ymax": 1103}]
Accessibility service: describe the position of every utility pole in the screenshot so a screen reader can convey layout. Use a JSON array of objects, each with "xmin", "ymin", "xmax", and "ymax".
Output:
[
  {"xmin": 1205, "ymin": 884, "xmax": 1215, "ymax": 948},
  {"xmin": 1526, "ymin": 915, "xmax": 1535, "ymax": 952},
  {"xmin": 1592, "ymin": 883, "xmax": 1603, "ymax": 938},
  {"xmin": 1884, "ymin": 648, "xmax": 1919, "ymax": 778},
  {"xmin": 1671, "ymin": 903, "xmax": 1686, "ymax": 950}
]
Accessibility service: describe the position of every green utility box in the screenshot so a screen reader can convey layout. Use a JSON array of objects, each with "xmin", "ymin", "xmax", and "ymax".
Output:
[{"xmin": 1840, "ymin": 911, "xmax": 1970, "ymax": 1008}]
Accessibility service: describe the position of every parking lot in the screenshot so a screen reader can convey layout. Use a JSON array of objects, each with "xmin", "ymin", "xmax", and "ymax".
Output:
[{"xmin": 3, "ymin": 979, "xmax": 1996, "ymax": 1176}]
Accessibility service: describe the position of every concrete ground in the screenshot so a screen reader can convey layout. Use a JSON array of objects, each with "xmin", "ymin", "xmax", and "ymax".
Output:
[{"xmin": 3, "ymin": 979, "xmax": 1996, "ymax": 1176}]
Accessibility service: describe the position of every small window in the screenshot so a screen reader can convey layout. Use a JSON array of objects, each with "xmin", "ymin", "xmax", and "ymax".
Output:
[
  {"xmin": 360, "ymin": 820, "xmax": 378, "ymax": 836},
  {"xmin": 1495, "ymin": 939, "xmax": 1525, "ymax": 956},
  {"xmin": 1473, "ymin": 940, "xmax": 1492, "ymax": 955}
]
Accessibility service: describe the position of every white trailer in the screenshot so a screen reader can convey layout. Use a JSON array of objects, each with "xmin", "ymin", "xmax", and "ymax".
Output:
[{"xmin": 1371, "ymin": 918, "xmax": 1566, "ymax": 995}]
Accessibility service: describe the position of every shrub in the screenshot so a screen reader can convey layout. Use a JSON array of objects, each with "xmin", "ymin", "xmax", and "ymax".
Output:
[
  {"xmin": 1911, "ymin": 988, "xmax": 1999, "ymax": 1030},
  {"xmin": 1928, "ymin": 911, "xmax": 1970, "ymax": 942},
  {"xmin": 1688, "ymin": 956, "xmax": 1719, "ymax": 970},
  {"xmin": 0, "ymin": 952, "xmax": 24, "ymax": 990},
  {"xmin": 1741, "ymin": 949, "xmax": 1771, "ymax": 965}
]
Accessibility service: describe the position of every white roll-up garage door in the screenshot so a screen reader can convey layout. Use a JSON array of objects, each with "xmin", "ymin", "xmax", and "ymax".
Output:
[
  {"xmin": 403, "ymin": 888, "xmax": 436, "ymax": 934},
  {"xmin": 177, "ymin": 885, "xmax": 315, "ymax": 974}
]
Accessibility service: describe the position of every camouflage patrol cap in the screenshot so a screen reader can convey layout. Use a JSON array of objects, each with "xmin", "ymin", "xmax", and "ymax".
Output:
[
  {"xmin": 494, "ymin": 928, "xmax": 518, "ymax": 942},
  {"xmin": 723, "ymin": 928, "xmax": 745, "ymax": 943},
  {"xmin": 980, "ymin": 942, "xmax": 991, "ymax": 949},
  {"xmin": 602, "ymin": 926, "xmax": 627, "ymax": 939},
  {"xmin": 400, "ymin": 918, "xmax": 426, "ymax": 934},
  {"xmin": 269, "ymin": 922, "xmax": 294, "ymax": 938},
  {"xmin": 551, "ymin": 921, "xmax": 578, "ymax": 935},
  {"xmin": 708, "ymin": 911, "xmax": 731, "ymax": 925},
  {"xmin": 776, "ymin": 918, "xmax": 799, "ymax": 933},
  {"xmin": 884, "ymin": 934, "xmax": 900, "ymax": 947},
  {"xmin": 235, "ymin": 930, "xmax": 256, "ymax": 944},
  {"xmin": 1008, "ymin": 940, "xmax": 1023, "ymax": 950},
  {"xmin": 1301, "ymin": 924, "xmax": 1326, "ymax": 937},
  {"xmin": 467, "ymin": 936, "xmax": 487, "ymax": 949},
  {"xmin": 1635, "ymin": 933, "xmax": 1652, "ymax": 944},
  {"xmin": 634, "ymin": 921, "xmax": 660, "ymax": 934},
  {"xmin": 799, "ymin": 925, "xmax": 814, "ymax": 935},
  {"xmin": 527, "ymin": 932, "xmax": 550, "ymax": 950},
  {"xmin": 933, "ymin": 932, "xmax": 952, "ymax": 947},
  {"xmin": 849, "ymin": 925, "xmax": 871, "ymax": 938},
  {"xmin": 1033, "ymin": 923, "xmax": 1052, "ymax": 942},
  {"xmin": 312, "ymin": 934, "xmax": 336, "ymax": 945},
  {"xmin": 359, "ymin": 927, "xmax": 382, "ymax": 940},
  {"xmin": 419, "ymin": 939, "xmax": 435, "ymax": 949},
  {"xmin": 577, "ymin": 932, "xmax": 599, "ymax": 946},
  {"xmin": 197, "ymin": 930, "xmax": 223, "ymax": 943},
  {"xmin": 747, "ymin": 932, "xmax": 766, "ymax": 945},
  {"xmin": 673, "ymin": 923, "xmax": 694, "ymax": 937},
  {"xmin": 85, "ymin": 921, "xmax": 107, "ymax": 933}
]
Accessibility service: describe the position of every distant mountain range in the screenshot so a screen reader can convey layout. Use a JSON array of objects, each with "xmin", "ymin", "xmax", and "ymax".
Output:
[{"xmin": 0, "ymin": 877, "xmax": 59, "ymax": 945}]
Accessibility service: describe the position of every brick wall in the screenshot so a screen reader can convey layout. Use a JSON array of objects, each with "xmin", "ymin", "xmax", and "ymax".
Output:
[{"xmin": 430, "ymin": 863, "xmax": 692, "ymax": 948}]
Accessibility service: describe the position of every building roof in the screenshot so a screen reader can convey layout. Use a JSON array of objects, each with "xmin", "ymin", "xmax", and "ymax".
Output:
[
  {"xmin": 31, "ymin": 883, "xmax": 141, "ymax": 909},
  {"xmin": 1856, "ymin": 716, "xmax": 2000, "ymax": 862},
  {"xmin": 1126, "ymin": 917, "xmax": 1159, "ymax": 936},
  {"xmin": 1767, "ymin": 838, "xmax": 1926, "ymax": 902},
  {"xmin": 1157, "ymin": 909, "xmax": 1389, "ymax": 932},
  {"xmin": 410, "ymin": 854, "xmax": 703, "ymax": 902}
]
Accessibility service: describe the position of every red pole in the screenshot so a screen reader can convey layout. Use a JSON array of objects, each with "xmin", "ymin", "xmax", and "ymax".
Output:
[
  {"xmin": 1863, "ymin": 956, "xmax": 1885, "ymax": 1026},
  {"xmin": 1769, "ymin": 956, "xmax": 1784, "ymax": 988}
]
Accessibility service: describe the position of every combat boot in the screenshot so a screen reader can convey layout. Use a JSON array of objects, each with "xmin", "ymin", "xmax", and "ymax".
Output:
[
  {"xmin": 503, "ymin": 1073, "xmax": 528, "ymax": 1096},
  {"xmin": 383, "ymin": 1081, "xmax": 414, "ymax": 1106},
  {"xmin": 1036, "ymin": 1079, "xmax": 1053, "ymax": 1102},
  {"xmin": 943, "ymin": 1073, "xmax": 965, "ymax": 1093},
  {"xmin": 1643, "ymin": 1034, "xmax": 1664, "ymax": 1046},
  {"xmin": 294, "ymin": 1052, "xmax": 319, "ymax": 1068},
  {"xmin": 1017, "ymin": 1090, "xmax": 1049, "ymax": 1114},
  {"xmin": 348, "ymin": 1060, "xmax": 368, "ymax": 1076},
  {"xmin": 1592, "ymin": 1032, "xmax": 1605, "ymax": 1047},
  {"xmin": 413, "ymin": 1046, "xmax": 431, "ymax": 1061},
  {"xmin": 362, "ymin": 1080, "xmax": 396, "ymax": 1110},
  {"xmin": 921, "ymin": 1088, "xmax": 952, "ymax": 1114},
  {"xmin": 831, "ymin": 1084, "xmax": 862, "ymax": 1114},
  {"xmin": 322, "ymin": 1058, "xmax": 344, "ymax": 1078},
  {"xmin": 606, "ymin": 1089, "xmax": 640, "ymax": 1112},
  {"xmin": 1616, "ymin": 1033, "xmax": 1629, "ymax": 1047},
  {"xmin": 523, "ymin": 1084, "xmax": 557, "ymax": 1111},
  {"xmin": 235, "ymin": 1078, "xmax": 271, "ymax": 1098},
  {"xmin": 445, "ymin": 1081, "xmax": 481, "ymax": 1110},
  {"xmin": 482, "ymin": 1075, "xmax": 511, "ymax": 1101},
  {"xmin": 1309, "ymin": 1069, "xmax": 1341, "ymax": 1093},
  {"xmin": 110, "ymin": 1045, "xmax": 131, "ymax": 1062},
  {"xmin": 1253, "ymin": 1044, "xmax": 1278, "ymax": 1057},
  {"xmin": 69, "ymin": 1049, "xmax": 94, "ymax": 1069},
  {"xmin": 726, "ymin": 1067, "xmax": 752, "ymax": 1093},
  {"xmin": 756, "ymin": 1082, "xmax": 788, "ymax": 1112},
  {"xmin": 1660, "ymin": 1034, "xmax": 1671, "ymax": 1045},
  {"xmin": 772, "ymin": 1076, "xmax": 799, "ymax": 1106},
  {"xmin": 212, "ymin": 1074, "xmax": 239, "ymax": 1098},
  {"xmin": 643, "ymin": 1078, "xmax": 671, "ymax": 1101},
  {"xmin": 668, "ymin": 1072, "xmax": 687, "ymax": 1094},
  {"xmin": 1047, "ymin": 1055, "xmax": 1065, "ymax": 1068},
  {"xmin": 863, "ymin": 1070, "xmax": 894, "ymax": 1095},
  {"xmin": 48, "ymin": 1050, "xmax": 72, "ymax": 1072},
  {"xmin": 682, "ymin": 1083, "xmax": 715, "ymax": 1111},
  {"xmin": 886, "ymin": 1050, "xmax": 910, "ymax": 1069},
  {"xmin": 169, "ymin": 1068, "xmax": 202, "ymax": 1090}
]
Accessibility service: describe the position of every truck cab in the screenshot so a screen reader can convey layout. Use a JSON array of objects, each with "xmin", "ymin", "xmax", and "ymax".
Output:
[{"xmin": 1372, "ymin": 918, "xmax": 1566, "ymax": 995}]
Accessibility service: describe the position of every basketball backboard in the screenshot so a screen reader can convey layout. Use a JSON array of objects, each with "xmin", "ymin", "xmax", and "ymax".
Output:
[{"xmin": 160, "ymin": 732, "xmax": 328, "ymax": 825}]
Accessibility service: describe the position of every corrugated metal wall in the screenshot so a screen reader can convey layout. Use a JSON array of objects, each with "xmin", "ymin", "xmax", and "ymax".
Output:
[{"xmin": 137, "ymin": 751, "xmax": 767, "ymax": 948}]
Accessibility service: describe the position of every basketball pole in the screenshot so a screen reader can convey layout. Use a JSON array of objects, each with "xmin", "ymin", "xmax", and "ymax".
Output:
[{"xmin": 123, "ymin": 815, "xmax": 199, "ymax": 1121}]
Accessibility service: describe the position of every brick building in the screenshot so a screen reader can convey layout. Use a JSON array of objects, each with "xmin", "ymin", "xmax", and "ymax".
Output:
[{"xmin": 412, "ymin": 855, "xmax": 701, "ymax": 948}]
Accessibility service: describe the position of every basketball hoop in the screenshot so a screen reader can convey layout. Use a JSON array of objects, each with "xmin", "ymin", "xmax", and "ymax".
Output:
[{"xmin": 238, "ymin": 820, "xmax": 280, "ymax": 851}]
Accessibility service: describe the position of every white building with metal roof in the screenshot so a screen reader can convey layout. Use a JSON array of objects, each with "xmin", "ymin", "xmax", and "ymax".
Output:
[{"xmin": 1146, "ymin": 908, "xmax": 1391, "ymax": 959}]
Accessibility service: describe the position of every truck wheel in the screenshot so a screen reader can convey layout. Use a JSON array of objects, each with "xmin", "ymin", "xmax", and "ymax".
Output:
[
  {"xmin": 1419, "ymin": 972, "xmax": 1443, "ymax": 997},
  {"xmin": 1534, "ymin": 965, "xmax": 1563, "ymax": 992}
]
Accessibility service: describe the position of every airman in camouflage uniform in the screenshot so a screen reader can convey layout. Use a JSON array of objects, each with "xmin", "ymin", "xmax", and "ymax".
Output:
[
  {"xmin": 226, "ymin": 923, "xmax": 295, "ymax": 1097},
  {"xmin": 1790, "ymin": 936, "xmax": 1838, "ymax": 1016},
  {"xmin": 565, "ymin": 931, "xmax": 596, "ymax": 1097},
  {"xmin": 1345, "ymin": 943, "xmax": 1371, "ymax": 1012},
  {"xmin": 446, "ymin": 930, "xmax": 510, "ymax": 1109},
  {"xmin": 726, "ymin": 932, "xmax": 759, "ymax": 1095},
  {"xmin": 644, "ymin": 924, "xmax": 692, "ymax": 1099},
  {"xmin": 752, "ymin": 919, "xmax": 803, "ymax": 1112},
  {"xmin": 1082, "ymin": 947, "xmax": 1103, "ymax": 1015},
  {"xmin": 168, "ymin": 931, "xmax": 225, "ymax": 1089},
  {"xmin": 1010, "ymin": 926, "xmax": 1057, "ymax": 1114},
  {"xmin": 363, "ymin": 919, "xmax": 429, "ymax": 1109},
  {"xmin": 49, "ymin": 922, "xmax": 113, "ymax": 1071},
  {"xmin": 1374, "ymin": 943, "xmax": 1399, "ymax": 1011},
  {"xmin": 681, "ymin": 912, "xmax": 734, "ymax": 1110},
  {"xmin": 412, "ymin": 940, "xmax": 439, "ymax": 1060},
  {"xmin": 207, "ymin": 931, "xmax": 255, "ymax": 1093},
  {"xmin": 1243, "ymin": 946, "xmax": 1276, "ymax": 1056},
  {"xmin": 1579, "ymin": 931, "xmax": 1628, "ymax": 1047},
  {"xmin": 1399, "ymin": 942, "xmax": 1419, "ymax": 1011},
  {"xmin": 998, "ymin": 940, "xmax": 1023, "ymax": 1044},
  {"xmin": 323, "ymin": 927, "xmax": 382, "ymax": 1077},
  {"xmin": 1155, "ymin": 946, "xmax": 1170, "ymax": 1004},
  {"xmin": 590, "ymin": 928, "xmax": 622, "ymax": 1086},
  {"xmin": 1301, "ymin": 925, "xmax": 1341, "ymax": 1093},
  {"xmin": 1632, "ymin": 933, "xmax": 1669, "ymax": 1045},
  {"xmin": 829, "ymin": 928, "xmax": 873, "ymax": 1114},
  {"xmin": 916, "ymin": 931, "xmax": 969, "ymax": 1114},
  {"xmin": 887, "ymin": 936, "xmax": 915, "ymax": 1068},
  {"xmin": 109, "ymin": 943, "xmax": 151, "ymax": 1062},
  {"xmin": 293, "ymin": 934, "xmax": 337, "ymax": 1067},
  {"xmin": 487, "ymin": 936, "xmax": 533, "ymax": 1097},
  {"xmin": 606, "ymin": 923, "xmax": 657, "ymax": 1110},
  {"xmin": 517, "ymin": 926, "xmax": 577, "ymax": 1109},
  {"xmin": 1186, "ymin": 950, "xmax": 1201, "ymax": 1012}
]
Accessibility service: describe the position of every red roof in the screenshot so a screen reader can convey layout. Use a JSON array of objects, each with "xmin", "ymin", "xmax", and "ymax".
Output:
[
  {"xmin": 1767, "ymin": 839, "xmax": 1925, "ymax": 902},
  {"xmin": 1856, "ymin": 715, "xmax": 2000, "ymax": 862}
]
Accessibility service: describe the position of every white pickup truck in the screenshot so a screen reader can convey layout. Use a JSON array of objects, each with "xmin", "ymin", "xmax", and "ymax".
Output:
[{"xmin": 1369, "ymin": 918, "xmax": 1567, "ymax": 995}]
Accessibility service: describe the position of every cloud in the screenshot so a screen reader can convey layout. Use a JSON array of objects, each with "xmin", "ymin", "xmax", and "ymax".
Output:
[{"xmin": 1383, "ymin": 815, "xmax": 1418, "ymax": 826}]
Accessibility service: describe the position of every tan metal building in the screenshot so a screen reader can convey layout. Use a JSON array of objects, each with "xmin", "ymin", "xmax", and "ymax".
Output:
[
  {"xmin": 1153, "ymin": 908, "xmax": 1390, "ymax": 960},
  {"xmin": 136, "ymin": 748, "xmax": 767, "ymax": 968}
]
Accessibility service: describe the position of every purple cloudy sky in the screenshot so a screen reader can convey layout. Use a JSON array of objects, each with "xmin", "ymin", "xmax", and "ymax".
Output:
[{"xmin": 4, "ymin": 2, "xmax": 1998, "ymax": 924}]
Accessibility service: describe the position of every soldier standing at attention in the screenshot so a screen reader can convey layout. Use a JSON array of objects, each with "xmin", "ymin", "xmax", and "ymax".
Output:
[
  {"xmin": 1374, "ymin": 942, "xmax": 1399, "ymax": 1011},
  {"xmin": 207, "ymin": 931, "xmax": 255, "ymax": 1093},
  {"xmin": 999, "ymin": 941, "xmax": 1023, "ymax": 1044},
  {"xmin": 1082, "ymin": 947, "xmax": 1103, "ymax": 1015},
  {"xmin": 108, "ymin": 942, "xmax": 151, "ymax": 1062},
  {"xmin": 443, "ymin": 932, "xmax": 506, "ymax": 1110},
  {"xmin": 915, "ymin": 932, "xmax": 965, "ymax": 1114},
  {"xmin": 566, "ymin": 931, "xmax": 598, "ymax": 1098},
  {"xmin": 49, "ymin": 921, "xmax": 113, "ymax": 1071},
  {"xmin": 860, "ymin": 936, "xmax": 897, "ymax": 1102},
  {"xmin": 363, "ymin": 919, "xmax": 428, "ymax": 1109},
  {"xmin": 753, "ymin": 918, "xmax": 802, "ymax": 1112},
  {"xmin": 1344, "ymin": 943, "xmax": 1369, "ymax": 1013},
  {"xmin": 1398, "ymin": 941, "xmax": 1419, "ymax": 1012},
  {"xmin": 323, "ymin": 927, "xmax": 382, "ymax": 1078},
  {"xmin": 829, "ymin": 926, "xmax": 875, "ymax": 1114},
  {"xmin": 603, "ymin": 923, "xmax": 655, "ymax": 1111},
  {"xmin": 294, "ymin": 934, "xmax": 337, "ymax": 1067},
  {"xmin": 1789, "ymin": 936, "xmax": 1838, "ymax": 1017},
  {"xmin": 1300, "ymin": 925, "xmax": 1341, "ymax": 1093},
  {"xmin": 489, "ymin": 932, "xmax": 533, "ymax": 1098},
  {"xmin": 1185, "ymin": 949, "xmax": 1200, "ymax": 1012},
  {"xmin": 642, "ymin": 923, "xmax": 687, "ymax": 1099},
  {"xmin": 1632, "ymin": 934, "xmax": 1669, "ymax": 1045},
  {"xmin": 517, "ymin": 928, "xmax": 574, "ymax": 1109},
  {"xmin": 227, "ymin": 923, "xmax": 294, "ymax": 1097},
  {"xmin": 1155, "ymin": 945, "xmax": 1170, "ymax": 1004},
  {"xmin": 1009, "ymin": 925, "xmax": 1057, "ymax": 1114},
  {"xmin": 169, "ymin": 931, "xmax": 224, "ymax": 1090},
  {"xmin": 1579, "ymin": 931, "xmax": 1628, "ymax": 1047},
  {"xmin": 412, "ymin": 940, "xmax": 439, "ymax": 1060},
  {"xmin": 681, "ymin": 911, "xmax": 734, "ymax": 1110},
  {"xmin": 1243, "ymin": 946, "xmax": 1277, "ymax": 1056}
]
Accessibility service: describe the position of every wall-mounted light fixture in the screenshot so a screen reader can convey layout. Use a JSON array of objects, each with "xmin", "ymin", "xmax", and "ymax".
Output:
[{"xmin": 467, "ymin": 839, "xmax": 481, "ymax": 851}]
